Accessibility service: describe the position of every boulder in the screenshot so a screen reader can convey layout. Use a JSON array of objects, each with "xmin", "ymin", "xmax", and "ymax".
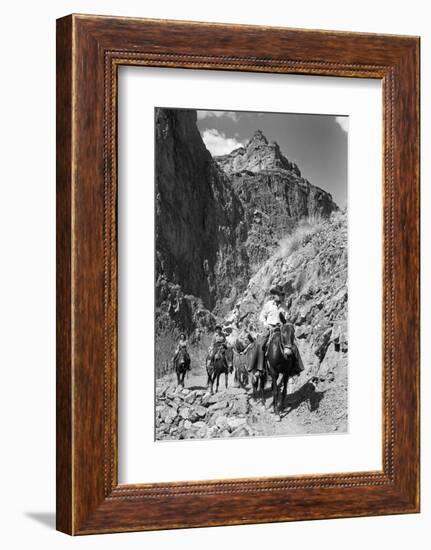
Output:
[
  {"xmin": 215, "ymin": 416, "xmax": 229, "ymax": 430},
  {"xmin": 160, "ymin": 406, "xmax": 177, "ymax": 424},
  {"xmin": 207, "ymin": 426, "xmax": 220, "ymax": 438},
  {"xmin": 227, "ymin": 417, "xmax": 247, "ymax": 430},
  {"xmin": 231, "ymin": 426, "xmax": 249, "ymax": 438},
  {"xmin": 190, "ymin": 405, "xmax": 207, "ymax": 420},
  {"xmin": 231, "ymin": 398, "xmax": 249, "ymax": 415},
  {"xmin": 202, "ymin": 392, "xmax": 227, "ymax": 406},
  {"xmin": 208, "ymin": 400, "xmax": 229, "ymax": 412},
  {"xmin": 179, "ymin": 407, "xmax": 191, "ymax": 420},
  {"xmin": 184, "ymin": 390, "xmax": 198, "ymax": 404},
  {"xmin": 192, "ymin": 421, "xmax": 207, "ymax": 430}
]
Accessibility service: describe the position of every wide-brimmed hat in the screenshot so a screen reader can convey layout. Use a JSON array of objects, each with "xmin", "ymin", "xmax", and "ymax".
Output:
[
  {"xmin": 215, "ymin": 324, "xmax": 223, "ymax": 331},
  {"xmin": 270, "ymin": 284, "xmax": 285, "ymax": 297}
]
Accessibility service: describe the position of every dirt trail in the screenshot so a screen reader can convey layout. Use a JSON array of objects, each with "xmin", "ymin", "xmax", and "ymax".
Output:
[{"xmin": 155, "ymin": 363, "xmax": 347, "ymax": 441}]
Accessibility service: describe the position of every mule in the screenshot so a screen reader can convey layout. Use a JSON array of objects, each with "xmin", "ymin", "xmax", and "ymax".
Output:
[
  {"xmin": 241, "ymin": 341, "xmax": 267, "ymax": 406},
  {"xmin": 233, "ymin": 346, "xmax": 250, "ymax": 388},
  {"xmin": 250, "ymin": 368, "xmax": 267, "ymax": 406},
  {"xmin": 266, "ymin": 323, "xmax": 302, "ymax": 415},
  {"xmin": 206, "ymin": 346, "xmax": 233, "ymax": 394},
  {"xmin": 174, "ymin": 347, "xmax": 190, "ymax": 388}
]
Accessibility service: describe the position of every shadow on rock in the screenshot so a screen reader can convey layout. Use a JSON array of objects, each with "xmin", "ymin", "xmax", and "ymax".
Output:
[{"xmin": 282, "ymin": 380, "xmax": 326, "ymax": 416}]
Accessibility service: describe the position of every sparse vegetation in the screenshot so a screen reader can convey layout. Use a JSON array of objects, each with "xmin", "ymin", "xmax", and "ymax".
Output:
[
  {"xmin": 294, "ymin": 269, "xmax": 307, "ymax": 294},
  {"xmin": 277, "ymin": 215, "xmax": 324, "ymax": 259},
  {"xmin": 155, "ymin": 329, "xmax": 177, "ymax": 378}
]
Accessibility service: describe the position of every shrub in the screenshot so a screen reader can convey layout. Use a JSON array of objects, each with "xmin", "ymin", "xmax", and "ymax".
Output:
[{"xmin": 277, "ymin": 215, "xmax": 324, "ymax": 259}]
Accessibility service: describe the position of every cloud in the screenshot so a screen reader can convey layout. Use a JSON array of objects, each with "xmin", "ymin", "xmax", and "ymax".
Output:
[
  {"xmin": 197, "ymin": 110, "xmax": 240, "ymax": 122},
  {"xmin": 201, "ymin": 129, "xmax": 244, "ymax": 156},
  {"xmin": 335, "ymin": 116, "xmax": 349, "ymax": 133}
]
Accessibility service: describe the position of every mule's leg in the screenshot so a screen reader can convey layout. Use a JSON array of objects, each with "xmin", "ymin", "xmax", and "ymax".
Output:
[
  {"xmin": 225, "ymin": 370, "xmax": 228, "ymax": 389},
  {"xmin": 181, "ymin": 370, "xmax": 186, "ymax": 388},
  {"xmin": 261, "ymin": 374, "xmax": 266, "ymax": 408},
  {"xmin": 176, "ymin": 369, "xmax": 180, "ymax": 387},
  {"xmin": 281, "ymin": 374, "xmax": 288, "ymax": 411},
  {"xmin": 234, "ymin": 367, "xmax": 238, "ymax": 388},
  {"xmin": 216, "ymin": 373, "xmax": 220, "ymax": 393},
  {"xmin": 272, "ymin": 373, "xmax": 279, "ymax": 414}
]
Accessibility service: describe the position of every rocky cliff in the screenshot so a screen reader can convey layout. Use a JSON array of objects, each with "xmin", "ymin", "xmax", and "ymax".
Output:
[
  {"xmin": 156, "ymin": 108, "xmax": 248, "ymax": 309},
  {"xmin": 155, "ymin": 110, "xmax": 339, "ymax": 353},
  {"xmin": 216, "ymin": 130, "xmax": 338, "ymax": 271},
  {"xmin": 155, "ymin": 108, "xmax": 249, "ymax": 341}
]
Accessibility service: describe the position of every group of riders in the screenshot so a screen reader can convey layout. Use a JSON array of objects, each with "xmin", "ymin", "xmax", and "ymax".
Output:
[{"xmin": 172, "ymin": 284, "xmax": 304, "ymax": 376}]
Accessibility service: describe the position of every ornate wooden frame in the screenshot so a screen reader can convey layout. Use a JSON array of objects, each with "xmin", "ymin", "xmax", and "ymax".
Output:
[{"xmin": 56, "ymin": 14, "xmax": 420, "ymax": 535}]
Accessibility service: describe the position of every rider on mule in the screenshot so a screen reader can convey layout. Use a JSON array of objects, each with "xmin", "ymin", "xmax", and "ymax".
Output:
[
  {"xmin": 256, "ymin": 285, "xmax": 304, "ymax": 373},
  {"xmin": 172, "ymin": 333, "xmax": 191, "ymax": 370},
  {"xmin": 209, "ymin": 325, "xmax": 228, "ymax": 368}
]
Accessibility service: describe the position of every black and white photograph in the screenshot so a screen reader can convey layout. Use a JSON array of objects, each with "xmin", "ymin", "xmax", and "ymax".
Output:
[
  {"xmin": 155, "ymin": 107, "xmax": 348, "ymax": 441},
  {"xmin": 0, "ymin": 1, "xmax": 425, "ymax": 546}
]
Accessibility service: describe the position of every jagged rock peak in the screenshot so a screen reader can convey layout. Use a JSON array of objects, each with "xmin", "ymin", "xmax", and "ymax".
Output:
[
  {"xmin": 248, "ymin": 129, "xmax": 268, "ymax": 146},
  {"xmin": 215, "ymin": 129, "xmax": 301, "ymax": 177}
]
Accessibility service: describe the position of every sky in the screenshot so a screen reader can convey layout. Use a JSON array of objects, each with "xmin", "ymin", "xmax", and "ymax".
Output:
[{"xmin": 196, "ymin": 109, "xmax": 348, "ymax": 208}]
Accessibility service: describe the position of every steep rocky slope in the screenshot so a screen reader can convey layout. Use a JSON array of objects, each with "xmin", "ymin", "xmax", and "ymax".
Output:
[{"xmin": 224, "ymin": 210, "xmax": 348, "ymax": 378}]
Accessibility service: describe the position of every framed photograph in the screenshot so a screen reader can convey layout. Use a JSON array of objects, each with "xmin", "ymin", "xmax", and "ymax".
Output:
[{"xmin": 56, "ymin": 14, "xmax": 420, "ymax": 534}]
